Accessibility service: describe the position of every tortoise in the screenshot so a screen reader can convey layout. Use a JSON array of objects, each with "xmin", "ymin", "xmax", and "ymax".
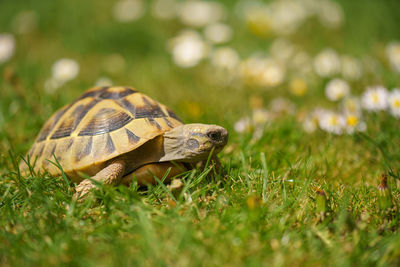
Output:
[{"xmin": 19, "ymin": 86, "xmax": 228, "ymax": 198}]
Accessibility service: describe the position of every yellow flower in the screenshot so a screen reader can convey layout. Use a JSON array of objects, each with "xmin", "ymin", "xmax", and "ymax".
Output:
[
  {"xmin": 393, "ymin": 99, "xmax": 400, "ymax": 108},
  {"xmin": 182, "ymin": 101, "xmax": 203, "ymax": 119},
  {"xmin": 246, "ymin": 10, "xmax": 272, "ymax": 37},
  {"xmin": 249, "ymin": 95, "xmax": 264, "ymax": 109},
  {"xmin": 289, "ymin": 78, "xmax": 307, "ymax": 96},
  {"xmin": 319, "ymin": 111, "xmax": 344, "ymax": 134},
  {"xmin": 389, "ymin": 88, "xmax": 400, "ymax": 117},
  {"xmin": 343, "ymin": 114, "xmax": 366, "ymax": 134},
  {"xmin": 341, "ymin": 97, "xmax": 361, "ymax": 115},
  {"xmin": 329, "ymin": 115, "xmax": 339, "ymax": 126},
  {"xmin": 346, "ymin": 115, "xmax": 358, "ymax": 127},
  {"xmin": 252, "ymin": 108, "xmax": 270, "ymax": 125}
]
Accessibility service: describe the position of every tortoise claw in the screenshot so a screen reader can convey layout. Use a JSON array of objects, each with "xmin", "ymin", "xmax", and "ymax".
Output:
[{"xmin": 73, "ymin": 179, "xmax": 95, "ymax": 202}]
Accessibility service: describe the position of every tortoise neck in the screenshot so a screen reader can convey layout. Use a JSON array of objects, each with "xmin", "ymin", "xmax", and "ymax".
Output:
[{"xmin": 159, "ymin": 125, "xmax": 186, "ymax": 162}]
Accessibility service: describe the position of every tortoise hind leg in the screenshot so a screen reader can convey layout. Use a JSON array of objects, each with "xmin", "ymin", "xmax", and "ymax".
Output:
[{"xmin": 74, "ymin": 159, "xmax": 126, "ymax": 200}]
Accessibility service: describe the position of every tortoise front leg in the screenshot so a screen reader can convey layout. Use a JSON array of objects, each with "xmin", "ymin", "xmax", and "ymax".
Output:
[{"xmin": 74, "ymin": 159, "xmax": 126, "ymax": 200}]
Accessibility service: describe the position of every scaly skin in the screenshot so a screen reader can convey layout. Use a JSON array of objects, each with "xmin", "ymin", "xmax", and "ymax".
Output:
[{"xmin": 74, "ymin": 160, "xmax": 126, "ymax": 200}]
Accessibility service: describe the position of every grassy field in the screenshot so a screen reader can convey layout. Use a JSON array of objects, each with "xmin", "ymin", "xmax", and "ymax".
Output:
[{"xmin": 1, "ymin": 0, "xmax": 400, "ymax": 266}]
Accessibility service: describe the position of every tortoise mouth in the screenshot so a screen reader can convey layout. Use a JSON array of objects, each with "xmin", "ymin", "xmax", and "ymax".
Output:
[{"xmin": 200, "ymin": 143, "xmax": 225, "ymax": 154}]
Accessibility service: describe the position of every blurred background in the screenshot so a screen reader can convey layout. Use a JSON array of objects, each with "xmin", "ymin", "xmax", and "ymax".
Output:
[{"xmin": 1, "ymin": 0, "xmax": 400, "ymax": 155}]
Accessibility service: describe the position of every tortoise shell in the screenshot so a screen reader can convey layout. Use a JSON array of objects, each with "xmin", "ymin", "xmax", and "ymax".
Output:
[{"xmin": 20, "ymin": 86, "xmax": 183, "ymax": 179}]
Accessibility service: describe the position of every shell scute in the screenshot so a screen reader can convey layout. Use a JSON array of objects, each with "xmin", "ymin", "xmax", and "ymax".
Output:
[
  {"xmin": 36, "ymin": 104, "xmax": 70, "ymax": 142},
  {"xmin": 77, "ymin": 108, "xmax": 133, "ymax": 136},
  {"xmin": 73, "ymin": 136, "xmax": 93, "ymax": 163},
  {"xmin": 49, "ymin": 97, "xmax": 99, "ymax": 140}
]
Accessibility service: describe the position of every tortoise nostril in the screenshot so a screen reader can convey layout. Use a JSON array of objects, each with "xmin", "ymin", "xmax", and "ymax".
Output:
[{"xmin": 207, "ymin": 131, "xmax": 222, "ymax": 141}]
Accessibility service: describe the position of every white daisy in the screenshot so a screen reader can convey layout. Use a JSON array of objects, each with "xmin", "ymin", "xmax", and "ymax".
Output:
[
  {"xmin": 325, "ymin": 78, "xmax": 350, "ymax": 101},
  {"xmin": 319, "ymin": 111, "xmax": 344, "ymax": 135},
  {"xmin": 270, "ymin": 38, "xmax": 295, "ymax": 63},
  {"xmin": 341, "ymin": 96, "xmax": 362, "ymax": 116},
  {"xmin": 203, "ymin": 23, "xmax": 233, "ymax": 44},
  {"xmin": 268, "ymin": 0, "xmax": 308, "ymax": 35},
  {"xmin": 210, "ymin": 47, "xmax": 239, "ymax": 70},
  {"xmin": 51, "ymin": 58, "xmax": 79, "ymax": 83},
  {"xmin": 235, "ymin": 108, "xmax": 271, "ymax": 140},
  {"xmin": 113, "ymin": 0, "xmax": 145, "ymax": 23},
  {"xmin": 252, "ymin": 108, "xmax": 271, "ymax": 125},
  {"xmin": 243, "ymin": 4, "xmax": 271, "ymax": 37},
  {"xmin": 313, "ymin": 48, "xmax": 341, "ymax": 77},
  {"xmin": 178, "ymin": 1, "xmax": 226, "ymax": 28},
  {"xmin": 151, "ymin": 0, "xmax": 177, "ymax": 20},
  {"xmin": 361, "ymin": 86, "xmax": 389, "ymax": 111},
  {"xmin": 240, "ymin": 57, "xmax": 262, "ymax": 85},
  {"xmin": 0, "ymin": 33, "xmax": 15, "ymax": 64},
  {"xmin": 303, "ymin": 117, "xmax": 318, "ymax": 133},
  {"xmin": 95, "ymin": 77, "xmax": 113, "ymax": 86},
  {"xmin": 388, "ymin": 89, "xmax": 400, "ymax": 118},
  {"xmin": 240, "ymin": 56, "xmax": 285, "ymax": 88},
  {"xmin": 317, "ymin": 0, "xmax": 344, "ymax": 29},
  {"xmin": 269, "ymin": 98, "xmax": 295, "ymax": 115},
  {"xmin": 12, "ymin": 10, "xmax": 38, "ymax": 34},
  {"xmin": 168, "ymin": 30, "xmax": 208, "ymax": 68},
  {"xmin": 44, "ymin": 78, "xmax": 64, "ymax": 94},
  {"xmin": 343, "ymin": 113, "xmax": 366, "ymax": 134},
  {"xmin": 259, "ymin": 59, "xmax": 285, "ymax": 87},
  {"xmin": 302, "ymin": 108, "xmax": 328, "ymax": 133},
  {"xmin": 234, "ymin": 117, "xmax": 252, "ymax": 133},
  {"xmin": 252, "ymin": 108, "xmax": 272, "ymax": 140},
  {"xmin": 386, "ymin": 42, "xmax": 400, "ymax": 73},
  {"xmin": 341, "ymin": 55, "xmax": 362, "ymax": 81},
  {"xmin": 291, "ymin": 51, "xmax": 313, "ymax": 74}
]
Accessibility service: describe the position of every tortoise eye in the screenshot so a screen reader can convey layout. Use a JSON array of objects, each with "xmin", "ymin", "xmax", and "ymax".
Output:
[{"xmin": 207, "ymin": 131, "xmax": 221, "ymax": 141}]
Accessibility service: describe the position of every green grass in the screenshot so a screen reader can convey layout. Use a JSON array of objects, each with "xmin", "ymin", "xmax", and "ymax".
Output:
[{"xmin": 1, "ymin": 0, "xmax": 400, "ymax": 266}]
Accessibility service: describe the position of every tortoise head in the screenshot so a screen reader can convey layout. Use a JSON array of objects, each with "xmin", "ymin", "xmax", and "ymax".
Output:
[{"xmin": 161, "ymin": 123, "xmax": 228, "ymax": 162}]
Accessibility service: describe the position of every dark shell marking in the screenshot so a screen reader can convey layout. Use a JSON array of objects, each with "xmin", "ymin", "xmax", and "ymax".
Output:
[
  {"xmin": 36, "ymin": 105, "xmax": 71, "ymax": 142},
  {"xmin": 148, "ymin": 118, "xmax": 162, "ymax": 130},
  {"xmin": 36, "ymin": 143, "xmax": 45, "ymax": 158},
  {"xmin": 66, "ymin": 139, "xmax": 74, "ymax": 151},
  {"xmin": 50, "ymin": 143, "xmax": 57, "ymax": 157},
  {"xmin": 105, "ymin": 134, "xmax": 116, "ymax": 154},
  {"xmin": 134, "ymin": 96, "xmax": 166, "ymax": 119},
  {"xmin": 125, "ymin": 128, "xmax": 140, "ymax": 144},
  {"xmin": 117, "ymin": 98, "xmax": 136, "ymax": 117},
  {"xmin": 167, "ymin": 108, "xmax": 182, "ymax": 122},
  {"xmin": 76, "ymin": 137, "xmax": 93, "ymax": 161},
  {"xmin": 75, "ymin": 86, "xmax": 137, "ymax": 102},
  {"xmin": 98, "ymin": 88, "xmax": 136, "ymax": 100},
  {"xmin": 78, "ymin": 108, "xmax": 133, "ymax": 136},
  {"xmin": 163, "ymin": 118, "xmax": 173, "ymax": 128}
]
